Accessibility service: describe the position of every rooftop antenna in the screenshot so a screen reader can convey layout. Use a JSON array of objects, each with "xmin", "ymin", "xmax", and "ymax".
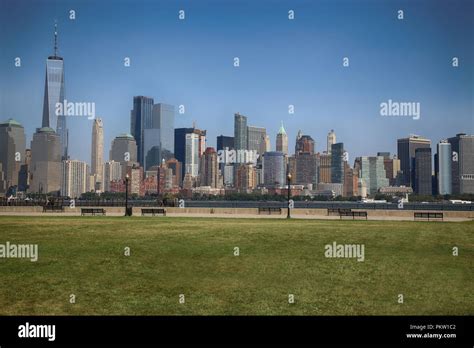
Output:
[{"xmin": 53, "ymin": 20, "xmax": 58, "ymax": 57}]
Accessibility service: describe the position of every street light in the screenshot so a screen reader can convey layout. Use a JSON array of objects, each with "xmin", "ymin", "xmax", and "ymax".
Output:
[
  {"xmin": 125, "ymin": 173, "xmax": 131, "ymax": 216},
  {"xmin": 287, "ymin": 173, "xmax": 292, "ymax": 219}
]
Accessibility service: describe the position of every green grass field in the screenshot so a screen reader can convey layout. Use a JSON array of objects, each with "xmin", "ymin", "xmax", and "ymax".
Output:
[{"xmin": 0, "ymin": 216, "xmax": 472, "ymax": 315}]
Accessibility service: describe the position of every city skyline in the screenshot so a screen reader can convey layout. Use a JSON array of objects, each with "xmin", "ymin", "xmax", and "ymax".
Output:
[{"xmin": 1, "ymin": 0, "xmax": 473, "ymax": 166}]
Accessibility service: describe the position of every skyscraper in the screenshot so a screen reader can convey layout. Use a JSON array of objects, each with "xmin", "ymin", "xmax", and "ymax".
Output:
[
  {"xmin": 126, "ymin": 165, "xmax": 144, "ymax": 196},
  {"xmin": 130, "ymin": 96, "xmax": 154, "ymax": 166},
  {"xmin": 234, "ymin": 113, "xmax": 247, "ymax": 150},
  {"xmin": 103, "ymin": 160, "xmax": 122, "ymax": 192},
  {"xmin": 264, "ymin": 135, "xmax": 271, "ymax": 153},
  {"xmin": 91, "ymin": 118, "xmax": 104, "ymax": 190},
  {"xmin": 295, "ymin": 153, "xmax": 318, "ymax": 187},
  {"xmin": 185, "ymin": 133, "xmax": 200, "ymax": 177},
  {"xmin": 143, "ymin": 103, "xmax": 175, "ymax": 170},
  {"xmin": 199, "ymin": 147, "xmax": 219, "ymax": 188},
  {"xmin": 61, "ymin": 160, "xmax": 89, "ymax": 198},
  {"xmin": 223, "ymin": 165, "xmax": 234, "ymax": 187},
  {"xmin": 295, "ymin": 134, "xmax": 315, "ymax": 155},
  {"xmin": 295, "ymin": 134, "xmax": 317, "ymax": 187},
  {"xmin": 42, "ymin": 24, "xmax": 68, "ymax": 160},
  {"xmin": 109, "ymin": 133, "xmax": 138, "ymax": 178},
  {"xmin": 327, "ymin": 129, "xmax": 336, "ymax": 154},
  {"xmin": 263, "ymin": 151, "xmax": 286, "ymax": 187},
  {"xmin": 436, "ymin": 141, "xmax": 452, "ymax": 195},
  {"xmin": 236, "ymin": 164, "xmax": 257, "ymax": 193},
  {"xmin": 448, "ymin": 133, "xmax": 474, "ymax": 194},
  {"xmin": 397, "ymin": 135, "xmax": 431, "ymax": 188},
  {"xmin": 216, "ymin": 135, "xmax": 234, "ymax": 152},
  {"xmin": 247, "ymin": 126, "xmax": 267, "ymax": 155},
  {"xmin": 30, "ymin": 127, "xmax": 62, "ymax": 194},
  {"xmin": 318, "ymin": 153, "xmax": 332, "ymax": 183},
  {"xmin": 175, "ymin": 127, "xmax": 206, "ymax": 182},
  {"xmin": 157, "ymin": 161, "xmax": 173, "ymax": 195},
  {"xmin": 331, "ymin": 143, "xmax": 345, "ymax": 184},
  {"xmin": 354, "ymin": 156, "xmax": 389, "ymax": 195},
  {"xmin": 0, "ymin": 119, "xmax": 26, "ymax": 193},
  {"xmin": 276, "ymin": 121, "xmax": 288, "ymax": 155},
  {"xmin": 166, "ymin": 158, "xmax": 182, "ymax": 188},
  {"xmin": 377, "ymin": 152, "xmax": 401, "ymax": 186},
  {"xmin": 343, "ymin": 162, "xmax": 359, "ymax": 197},
  {"xmin": 414, "ymin": 147, "xmax": 432, "ymax": 195}
]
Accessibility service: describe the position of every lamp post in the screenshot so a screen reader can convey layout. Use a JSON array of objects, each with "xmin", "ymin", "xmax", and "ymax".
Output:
[
  {"xmin": 287, "ymin": 173, "xmax": 292, "ymax": 219},
  {"xmin": 125, "ymin": 173, "xmax": 131, "ymax": 216}
]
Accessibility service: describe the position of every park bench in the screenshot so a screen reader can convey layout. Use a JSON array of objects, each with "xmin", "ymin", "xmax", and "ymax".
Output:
[
  {"xmin": 414, "ymin": 212, "xmax": 443, "ymax": 221},
  {"xmin": 141, "ymin": 208, "xmax": 166, "ymax": 216},
  {"xmin": 328, "ymin": 208, "xmax": 352, "ymax": 216},
  {"xmin": 340, "ymin": 211, "xmax": 368, "ymax": 220},
  {"xmin": 258, "ymin": 207, "xmax": 282, "ymax": 215},
  {"xmin": 81, "ymin": 208, "xmax": 106, "ymax": 216},
  {"xmin": 43, "ymin": 205, "xmax": 64, "ymax": 213}
]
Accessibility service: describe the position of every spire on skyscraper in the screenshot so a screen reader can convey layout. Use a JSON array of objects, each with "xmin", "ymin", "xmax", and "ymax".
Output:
[
  {"xmin": 53, "ymin": 21, "xmax": 58, "ymax": 58},
  {"xmin": 296, "ymin": 130, "xmax": 302, "ymax": 140},
  {"xmin": 278, "ymin": 121, "xmax": 286, "ymax": 135}
]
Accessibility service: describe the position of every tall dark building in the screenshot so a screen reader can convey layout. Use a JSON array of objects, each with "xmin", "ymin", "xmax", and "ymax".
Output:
[
  {"xmin": 295, "ymin": 153, "xmax": 318, "ymax": 186},
  {"xmin": 217, "ymin": 135, "xmax": 234, "ymax": 151},
  {"xmin": 331, "ymin": 143, "xmax": 345, "ymax": 184},
  {"xmin": 397, "ymin": 135, "xmax": 431, "ymax": 188},
  {"xmin": 447, "ymin": 133, "xmax": 474, "ymax": 194},
  {"xmin": 42, "ymin": 23, "xmax": 68, "ymax": 160},
  {"xmin": 234, "ymin": 113, "xmax": 247, "ymax": 150},
  {"xmin": 414, "ymin": 147, "xmax": 432, "ymax": 195},
  {"xmin": 141, "ymin": 103, "xmax": 175, "ymax": 170},
  {"xmin": 130, "ymin": 96, "xmax": 154, "ymax": 166},
  {"xmin": 294, "ymin": 133, "xmax": 317, "ymax": 187}
]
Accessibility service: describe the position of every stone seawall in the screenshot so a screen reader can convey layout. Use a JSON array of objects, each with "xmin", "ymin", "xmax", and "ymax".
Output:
[{"xmin": 0, "ymin": 206, "xmax": 472, "ymax": 221}]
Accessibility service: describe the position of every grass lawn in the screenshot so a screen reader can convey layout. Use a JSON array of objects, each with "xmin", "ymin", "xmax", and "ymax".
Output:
[{"xmin": 0, "ymin": 216, "xmax": 472, "ymax": 315}]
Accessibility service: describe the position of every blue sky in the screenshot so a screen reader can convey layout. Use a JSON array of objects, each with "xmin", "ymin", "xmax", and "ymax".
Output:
[{"xmin": 1, "ymin": 0, "xmax": 473, "ymax": 164}]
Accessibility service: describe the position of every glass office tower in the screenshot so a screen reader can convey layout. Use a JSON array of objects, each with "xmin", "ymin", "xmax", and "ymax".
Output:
[
  {"xmin": 234, "ymin": 113, "xmax": 248, "ymax": 151},
  {"xmin": 42, "ymin": 24, "xmax": 68, "ymax": 160},
  {"xmin": 436, "ymin": 141, "xmax": 452, "ymax": 195}
]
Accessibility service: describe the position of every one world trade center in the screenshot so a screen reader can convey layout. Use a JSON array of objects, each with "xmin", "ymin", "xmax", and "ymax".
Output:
[{"xmin": 41, "ymin": 23, "xmax": 68, "ymax": 160}]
